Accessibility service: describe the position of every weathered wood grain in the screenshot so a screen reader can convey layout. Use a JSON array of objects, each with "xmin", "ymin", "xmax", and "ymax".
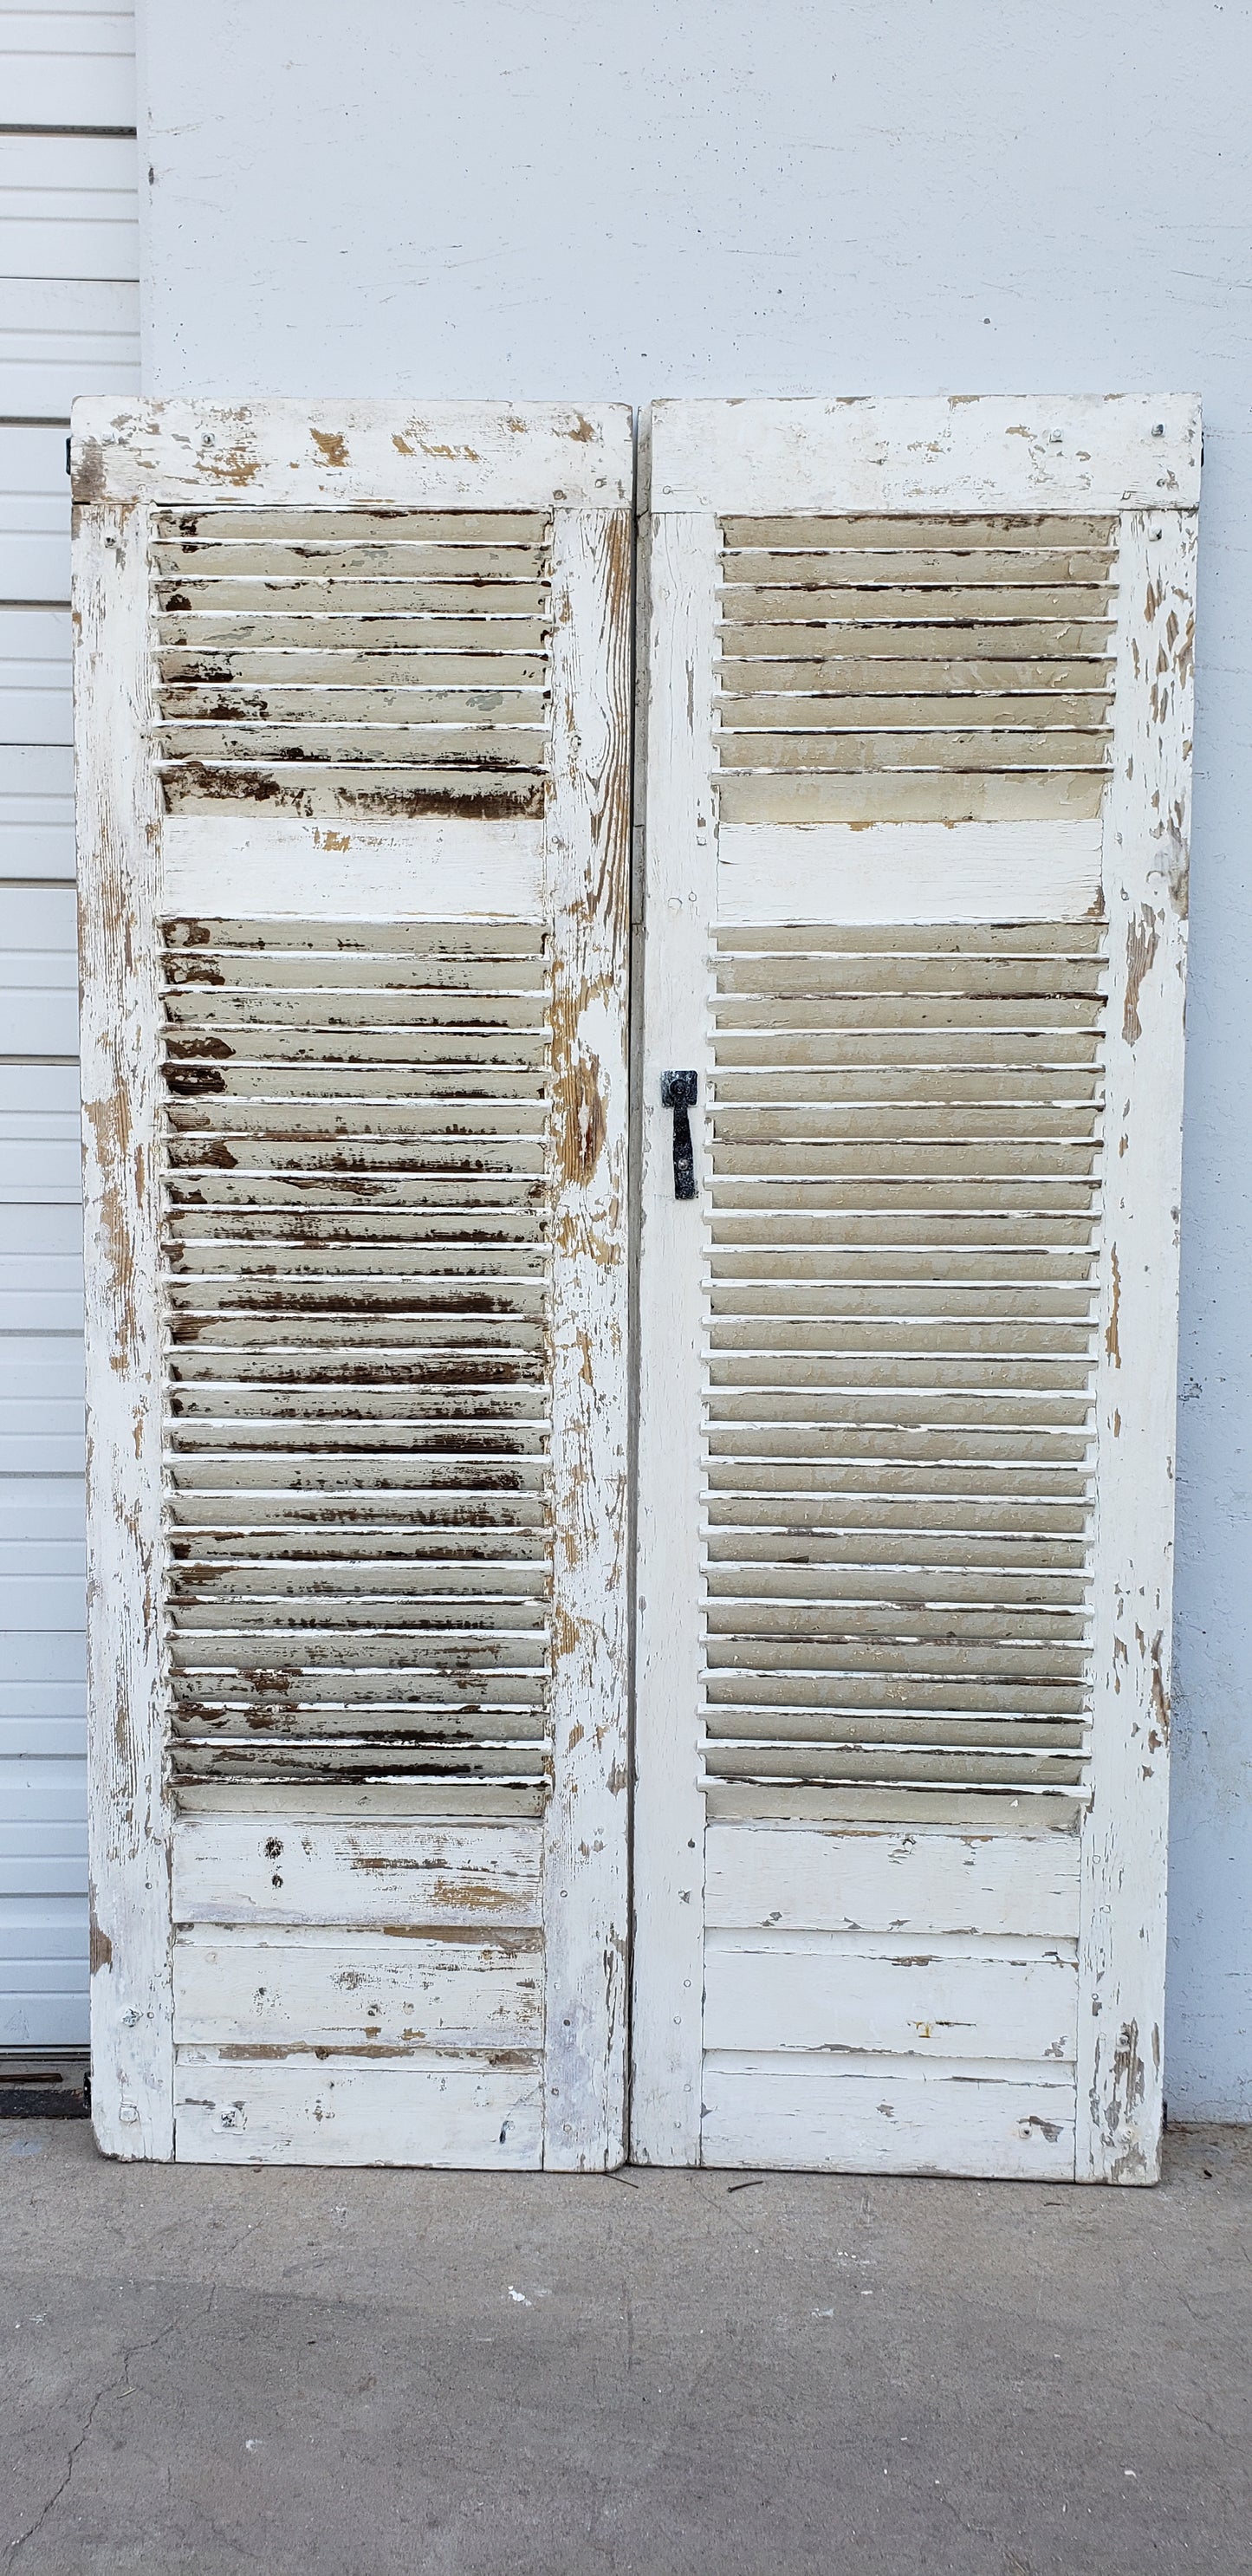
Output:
[
  {"xmin": 540, "ymin": 507, "xmax": 632, "ymax": 2171},
  {"xmin": 76, "ymin": 503, "xmax": 175, "ymax": 2159},
  {"xmin": 174, "ymin": 2054, "xmax": 544, "ymax": 2165},
  {"xmin": 647, "ymin": 396, "xmax": 1199, "ymax": 514},
  {"xmin": 71, "ymin": 399, "xmax": 633, "ymax": 510},
  {"xmin": 1076, "ymin": 510, "xmax": 1196, "ymax": 2183},
  {"xmin": 631, "ymin": 506, "xmax": 720, "ymax": 2165}
]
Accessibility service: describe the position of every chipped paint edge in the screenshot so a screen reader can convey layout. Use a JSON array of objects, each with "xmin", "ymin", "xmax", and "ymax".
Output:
[
  {"xmin": 540, "ymin": 507, "xmax": 633, "ymax": 2170},
  {"xmin": 1077, "ymin": 504, "xmax": 1197, "ymax": 2183},
  {"xmin": 646, "ymin": 394, "xmax": 1201, "ymax": 516},
  {"xmin": 75, "ymin": 499, "xmax": 176, "ymax": 2158},
  {"xmin": 70, "ymin": 399, "xmax": 634, "ymax": 512}
]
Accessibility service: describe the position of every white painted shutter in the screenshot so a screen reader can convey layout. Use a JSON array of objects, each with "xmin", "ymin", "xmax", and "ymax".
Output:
[
  {"xmin": 634, "ymin": 398, "xmax": 1198, "ymax": 2182},
  {"xmin": 74, "ymin": 400, "xmax": 632, "ymax": 2166}
]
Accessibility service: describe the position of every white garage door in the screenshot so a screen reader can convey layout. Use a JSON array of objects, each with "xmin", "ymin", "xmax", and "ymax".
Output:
[{"xmin": 0, "ymin": 0, "xmax": 139, "ymax": 2054}]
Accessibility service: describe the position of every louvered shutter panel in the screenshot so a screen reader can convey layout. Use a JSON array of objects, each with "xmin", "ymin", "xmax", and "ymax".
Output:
[
  {"xmin": 634, "ymin": 398, "xmax": 1198, "ymax": 2182},
  {"xmin": 74, "ymin": 401, "xmax": 632, "ymax": 2167}
]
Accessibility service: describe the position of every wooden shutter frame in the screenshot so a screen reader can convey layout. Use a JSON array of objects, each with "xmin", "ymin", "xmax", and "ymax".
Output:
[
  {"xmin": 632, "ymin": 395, "xmax": 1199, "ymax": 2182},
  {"xmin": 73, "ymin": 399, "xmax": 632, "ymax": 2164}
]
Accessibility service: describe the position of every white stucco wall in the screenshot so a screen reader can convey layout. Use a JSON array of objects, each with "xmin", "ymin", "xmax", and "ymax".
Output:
[{"xmin": 138, "ymin": 0, "xmax": 1252, "ymax": 2117}]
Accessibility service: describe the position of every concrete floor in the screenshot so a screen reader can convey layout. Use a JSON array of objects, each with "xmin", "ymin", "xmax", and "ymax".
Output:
[{"xmin": 1, "ymin": 2122, "xmax": 1249, "ymax": 2576}]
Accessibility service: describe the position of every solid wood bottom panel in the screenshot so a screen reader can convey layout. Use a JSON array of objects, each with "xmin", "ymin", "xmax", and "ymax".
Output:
[
  {"xmin": 704, "ymin": 1821, "xmax": 1080, "ymax": 1938},
  {"xmin": 700, "ymin": 2064, "xmax": 1075, "ymax": 2178},
  {"xmin": 172, "ymin": 1816, "xmax": 543, "ymax": 1928},
  {"xmin": 174, "ymin": 2054, "xmax": 543, "ymax": 2165},
  {"xmin": 173, "ymin": 1926, "xmax": 542, "ymax": 2051},
  {"xmin": 704, "ymin": 1941, "xmax": 1077, "ymax": 2063}
]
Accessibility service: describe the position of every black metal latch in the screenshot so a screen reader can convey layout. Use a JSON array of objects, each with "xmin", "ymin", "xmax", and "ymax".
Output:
[{"xmin": 661, "ymin": 1070, "xmax": 697, "ymax": 1200}]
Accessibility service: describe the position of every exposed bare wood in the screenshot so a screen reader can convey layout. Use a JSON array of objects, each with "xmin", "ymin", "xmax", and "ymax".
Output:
[{"xmin": 76, "ymin": 503, "xmax": 175, "ymax": 2160}]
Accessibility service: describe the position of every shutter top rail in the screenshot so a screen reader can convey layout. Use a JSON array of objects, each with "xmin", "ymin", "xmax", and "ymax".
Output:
[
  {"xmin": 646, "ymin": 395, "xmax": 1201, "ymax": 515},
  {"xmin": 69, "ymin": 398, "xmax": 634, "ymax": 509}
]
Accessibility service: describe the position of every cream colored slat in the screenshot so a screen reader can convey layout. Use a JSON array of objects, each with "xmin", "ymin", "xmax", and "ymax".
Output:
[
  {"xmin": 169, "ymin": 1320, "xmax": 545, "ymax": 1356},
  {"xmin": 175, "ymin": 1750, "xmax": 550, "ymax": 1788},
  {"xmin": 161, "ymin": 767, "xmax": 547, "ymax": 818},
  {"xmin": 715, "ymin": 990, "xmax": 1103, "ymax": 1025},
  {"xmin": 168, "ymin": 1457, "xmax": 548, "ymax": 1491},
  {"xmin": 719, "ymin": 622, "xmax": 1114, "ymax": 660},
  {"xmin": 722, "ymin": 547, "xmax": 1113, "ymax": 586},
  {"xmin": 153, "ymin": 542, "xmax": 549, "ymax": 581},
  {"xmin": 719, "ymin": 656, "xmax": 1113, "ymax": 695},
  {"xmin": 711, "ymin": 1314, "xmax": 1093, "ymax": 1353},
  {"xmin": 170, "ymin": 1496, "xmax": 546, "ymax": 1529},
  {"xmin": 707, "ymin": 1524, "xmax": 1088, "ymax": 1560},
  {"xmin": 165, "ymin": 950, "xmax": 545, "ymax": 992},
  {"xmin": 162, "ymin": 687, "xmax": 546, "ymax": 725},
  {"xmin": 156, "ymin": 511, "xmax": 551, "ymax": 544},
  {"xmin": 705, "ymin": 1561, "xmax": 1088, "ymax": 1606},
  {"xmin": 721, "ymin": 515, "xmax": 1116, "ymax": 549},
  {"xmin": 154, "ymin": 578, "xmax": 548, "ymax": 616},
  {"xmin": 716, "ymin": 960, "xmax": 1106, "ymax": 998},
  {"xmin": 715, "ymin": 1030, "xmax": 1100, "ymax": 1064},
  {"xmin": 167, "ymin": 916, "xmax": 542, "ymax": 954},
  {"xmin": 708, "ymin": 1605, "xmax": 1086, "ymax": 1648},
  {"xmin": 172, "ymin": 1671, "xmax": 547, "ymax": 1710},
  {"xmin": 707, "ymin": 1715, "xmax": 1086, "ymax": 1751},
  {"xmin": 164, "ymin": 983, "xmax": 546, "ymax": 1026},
  {"xmin": 719, "ymin": 918, "xmax": 1106, "ymax": 954},
  {"xmin": 167, "ymin": 1074, "xmax": 548, "ymax": 1107},
  {"xmin": 721, "ymin": 691, "xmax": 1109, "ymax": 732},
  {"xmin": 705, "ymin": 1674, "xmax": 1084, "ymax": 1715},
  {"xmin": 720, "ymin": 730, "xmax": 1107, "ymax": 772},
  {"xmin": 705, "ymin": 1748, "xmax": 1087, "ymax": 1790},
  {"xmin": 159, "ymin": 651, "xmax": 548, "ymax": 685},
  {"xmin": 172, "ymin": 1557, "xmax": 548, "ymax": 1596},
  {"xmin": 157, "ymin": 616, "xmax": 552, "ymax": 651},
  {"xmin": 168, "ymin": 1100, "xmax": 547, "ymax": 1138},
  {"xmin": 170, "ymin": 1585, "xmax": 548, "ymax": 1632},
  {"xmin": 712, "ymin": 1281, "xmax": 1093, "ymax": 1314},
  {"xmin": 715, "ymin": 1080, "xmax": 1100, "ymax": 1113},
  {"xmin": 158, "ymin": 725, "xmax": 544, "ymax": 766},
  {"xmin": 709, "ymin": 1241, "xmax": 1096, "ymax": 1274},
  {"xmin": 721, "ymin": 586, "xmax": 1110, "ymax": 625},
  {"xmin": 705, "ymin": 1459, "xmax": 1090, "ymax": 1498},
  {"xmin": 718, "ymin": 774, "xmax": 1106, "ymax": 824},
  {"xmin": 712, "ymin": 1135, "xmax": 1098, "ymax": 1172},
  {"xmin": 168, "ymin": 1302, "xmax": 545, "ymax": 1338}
]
